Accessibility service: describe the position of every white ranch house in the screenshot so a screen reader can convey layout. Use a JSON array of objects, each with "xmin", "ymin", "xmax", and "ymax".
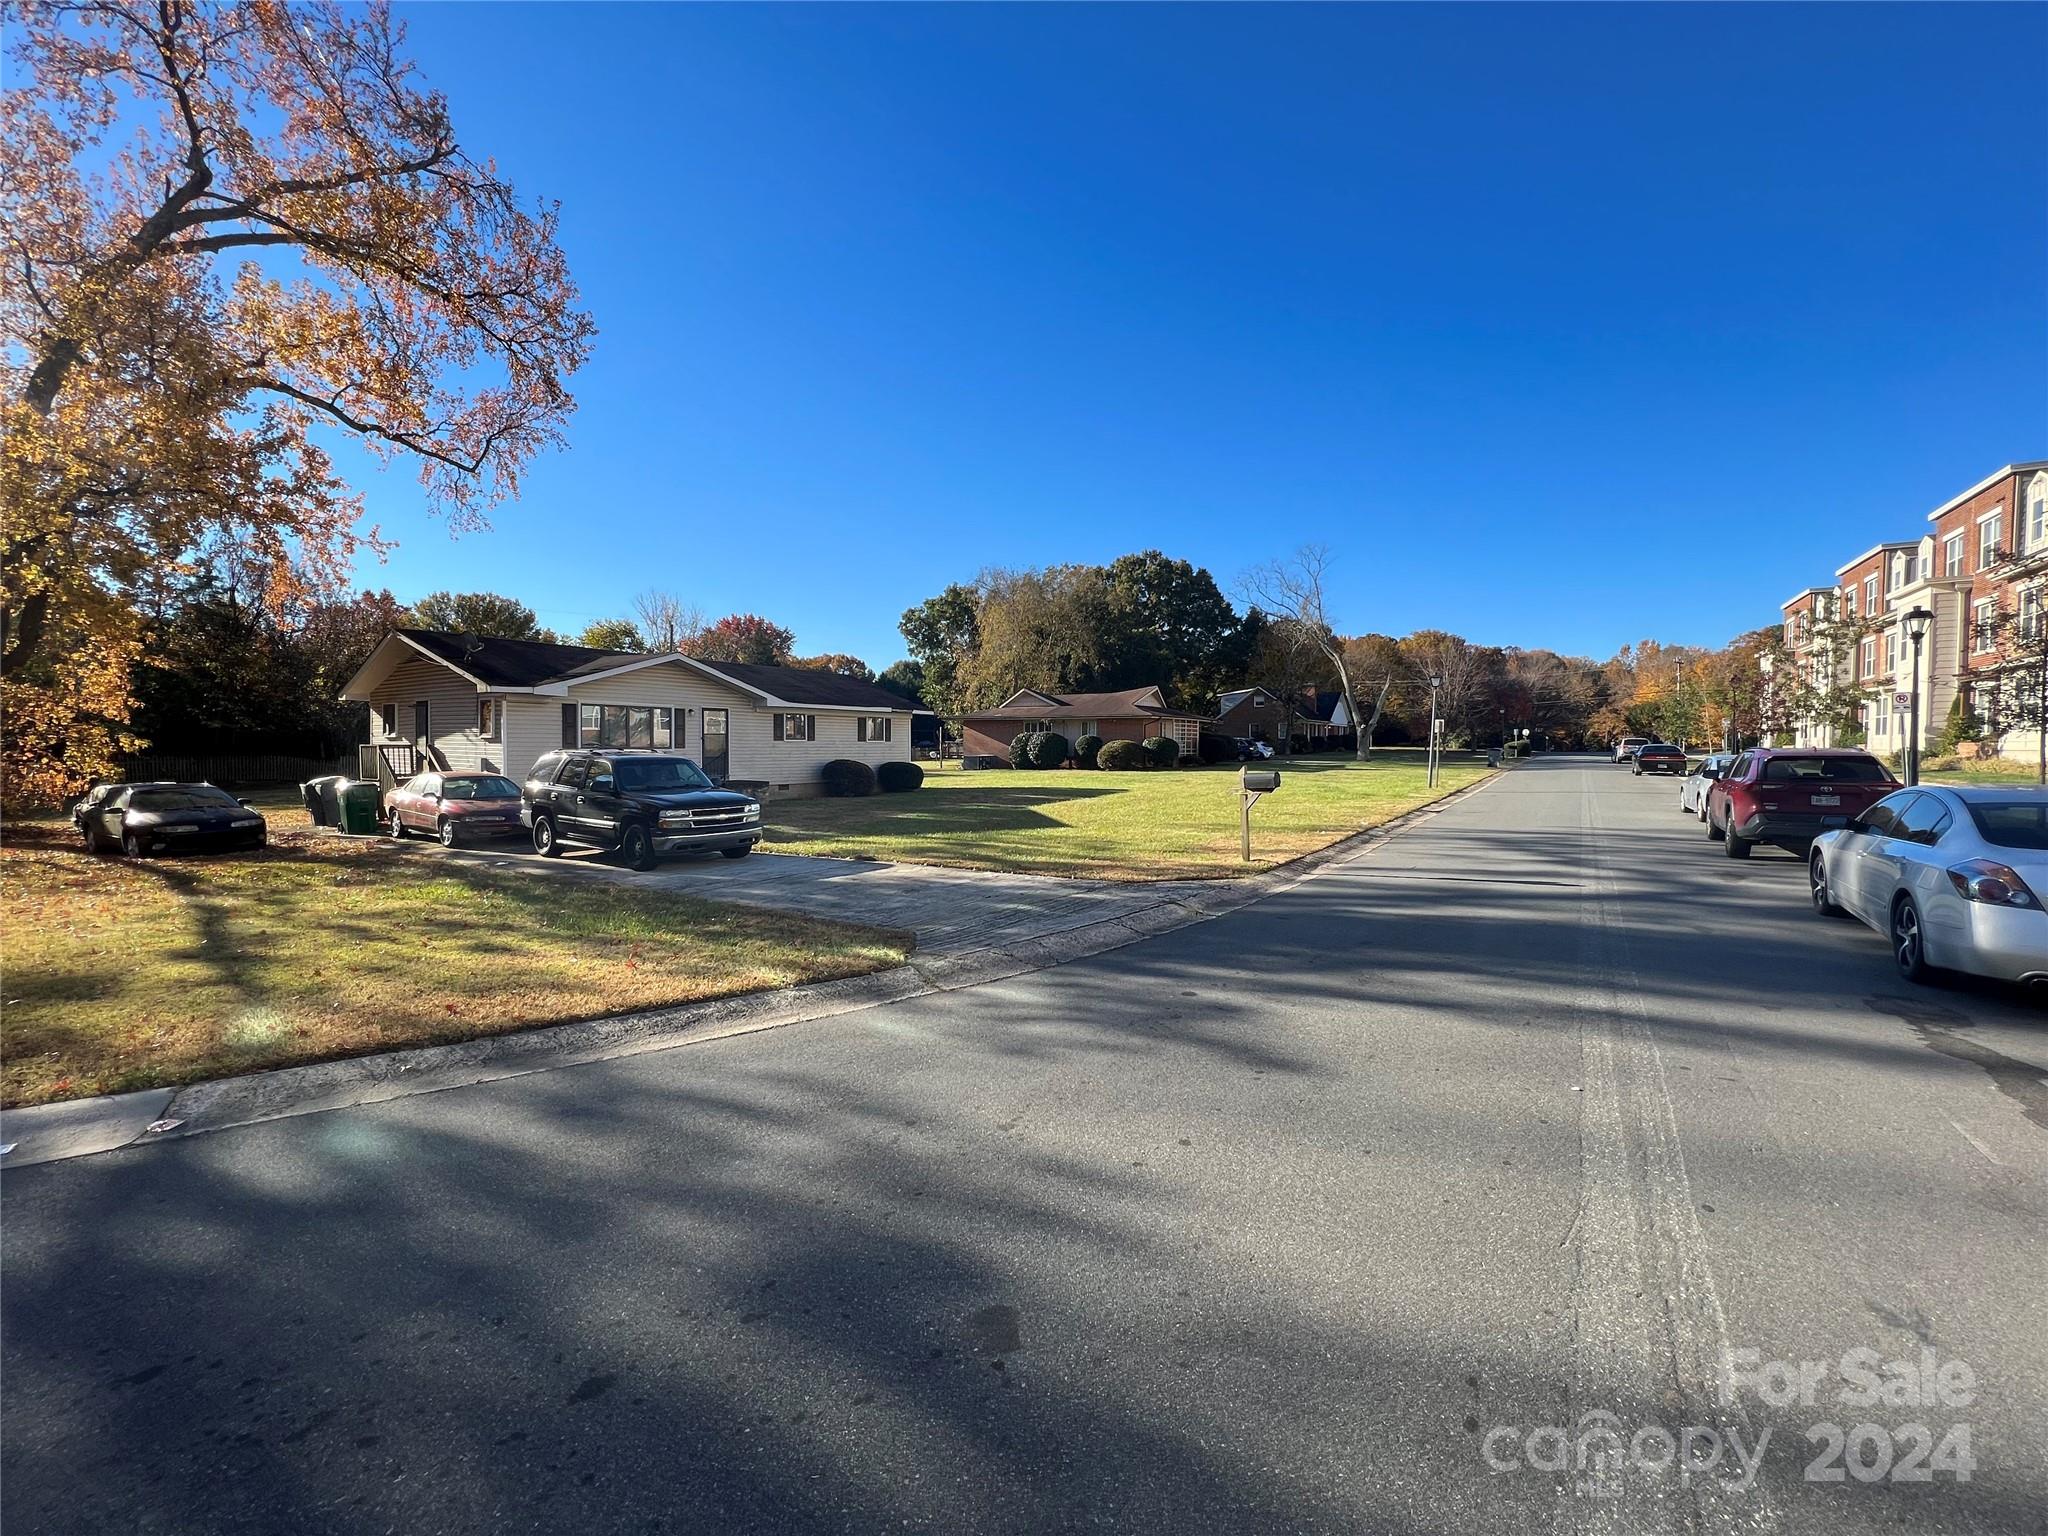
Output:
[{"xmin": 344, "ymin": 630, "xmax": 924, "ymax": 797}]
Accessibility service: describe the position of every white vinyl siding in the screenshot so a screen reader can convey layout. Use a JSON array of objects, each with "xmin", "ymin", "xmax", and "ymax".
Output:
[{"xmin": 371, "ymin": 653, "xmax": 502, "ymax": 773}]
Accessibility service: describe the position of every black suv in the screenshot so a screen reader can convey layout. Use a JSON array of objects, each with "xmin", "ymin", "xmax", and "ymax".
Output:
[{"xmin": 521, "ymin": 750, "xmax": 763, "ymax": 871}]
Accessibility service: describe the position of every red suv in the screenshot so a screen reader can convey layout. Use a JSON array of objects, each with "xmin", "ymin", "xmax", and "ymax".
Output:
[{"xmin": 1705, "ymin": 748, "xmax": 1899, "ymax": 859}]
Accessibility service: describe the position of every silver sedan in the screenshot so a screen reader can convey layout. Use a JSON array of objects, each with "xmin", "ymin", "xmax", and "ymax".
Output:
[
  {"xmin": 1808, "ymin": 785, "xmax": 2048, "ymax": 988},
  {"xmin": 1678, "ymin": 753, "xmax": 1732, "ymax": 820}
]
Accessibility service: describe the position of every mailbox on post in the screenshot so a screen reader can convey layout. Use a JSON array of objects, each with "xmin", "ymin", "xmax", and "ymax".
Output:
[{"xmin": 1239, "ymin": 767, "xmax": 1280, "ymax": 861}]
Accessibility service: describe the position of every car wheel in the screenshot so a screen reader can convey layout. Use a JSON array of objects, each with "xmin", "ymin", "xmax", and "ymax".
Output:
[
  {"xmin": 1722, "ymin": 820, "xmax": 1751, "ymax": 859},
  {"xmin": 618, "ymin": 822, "xmax": 657, "ymax": 872},
  {"xmin": 1892, "ymin": 895, "xmax": 1935, "ymax": 983},
  {"xmin": 1809, "ymin": 853, "xmax": 1846, "ymax": 917},
  {"xmin": 532, "ymin": 816, "xmax": 561, "ymax": 857},
  {"xmin": 438, "ymin": 819, "xmax": 460, "ymax": 849},
  {"xmin": 1706, "ymin": 806, "xmax": 1724, "ymax": 841},
  {"xmin": 721, "ymin": 844, "xmax": 752, "ymax": 860},
  {"xmin": 122, "ymin": 831, "xmax": 147, "ymax": 858},
  {"xmin": 389, "ymin": 810, "xmax": 409, "ymax": 840}
]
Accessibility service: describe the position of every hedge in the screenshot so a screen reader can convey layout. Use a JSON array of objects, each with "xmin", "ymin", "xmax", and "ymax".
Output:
[
  {"xmin": 820, "ymin": 758, "xmax": 879, "ymax": 797},
  {"xmin": 876, "ymin": 760, "xmax": 924, "ymax": 793},
  {"xmin": 1008, "ymin": 732, "xmax": 1034, "ymax": 770},
  {"xmin": 1096, "ymin": 738, "xmax": 1150, "ymax": 771},
  {"xmin": 1029, "ymin": 731, "xmax": 1071, "ymax": 770},
  {"xmin": 1141, "ymin": 735, "xmax": 1180, "ymax": 768},
  {"xmin": 1073, "ymin": 733, "xmax": 1104, "ymax": 769}
]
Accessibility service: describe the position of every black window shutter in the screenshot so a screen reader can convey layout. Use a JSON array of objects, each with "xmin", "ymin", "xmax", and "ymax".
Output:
[
  {"xmin": 857, "ymin": 717, "xmax": 867, "ymax": 742},
  {"xmin": 561, "ymin": 703, "xmax": 577, "ymax": 748},
  {"xmin": 773, "ymin": 714, "xmax": 784, "ymax": 741},
  {"xmin": 808, "ymin": 715, "xmax": 817, "ymax": 742}
]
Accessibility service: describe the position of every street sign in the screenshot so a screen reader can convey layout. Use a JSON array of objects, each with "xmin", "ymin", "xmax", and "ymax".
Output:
[{"xmin": 1893, "ymin": 691, "xmax": 1911, "ymax": 712}]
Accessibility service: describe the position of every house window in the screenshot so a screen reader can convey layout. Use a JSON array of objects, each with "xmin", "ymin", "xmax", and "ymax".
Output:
[
  {"xmin": 2027, "ymin": 482, "xmax": 2047, "ymax": 552},
  {"xmin": 478, "ymin": 698, "xmax": 499, "ymax": 740},
  {"xmin": 1873, "ymin": 692, "xmax": 1890, "ymax": 738},
  {"xmin": 1858, "ymin": 637, "xmax": 1874, "ymax": 678},
  {"xmin": 1941, "ymin": 533, "xmax": 1964, "ymax": 578},
  {"xmin": 380, "ymin": 702, "xmax": 397, "ymax": 738},
  {"xmin": 1972, "ymin": 599, "xmax": 1996, "ymax": 652},
  {"xmin": 773, "ymin": 713, "xmax": 815, "ymax": 742},
  {"xmin": 2018, "ymin": 587, "xmax": 2043, "ymax": 640},
  {"xmin": 1863, "ymin": 574, "xmax": 1877, "ymax": 612},
  {"xmin": 856, "ymin": 716, "xmax": 892, "ymax": 742},
  {"xmin": 1842, "ymin": 586, "xmax": 1857, "ymax": 618},
  {"xmin": 1884, "ymin": 630, "xmax": 1897, "ymax": 675},
  {"xmin": 578, "ymin": 704, "xmax": 671, "ymax": 749},
  {"xmin": 1979, "ymin": 511, "xmax": 2003, "ymax": 569}
]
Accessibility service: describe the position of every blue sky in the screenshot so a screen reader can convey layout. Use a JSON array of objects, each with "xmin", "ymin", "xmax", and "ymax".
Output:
[{"xmin": 341, "ymin": 3, "xmax": 2047, "ymax": 667}]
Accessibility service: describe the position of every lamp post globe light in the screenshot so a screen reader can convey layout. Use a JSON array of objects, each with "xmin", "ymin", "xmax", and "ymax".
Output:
[{"xmin": 1902, "ymin": 606, "xmax": 1933, "ymax": 787}]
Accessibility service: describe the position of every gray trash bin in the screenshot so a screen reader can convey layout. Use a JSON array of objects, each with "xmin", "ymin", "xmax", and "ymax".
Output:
[{"xmin": 303, "ymin": 774, "xmax": 348, "ymax": 827}]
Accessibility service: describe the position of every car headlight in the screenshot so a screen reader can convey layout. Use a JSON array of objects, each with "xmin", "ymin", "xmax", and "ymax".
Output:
[{"xmin": 744, "ymin": 803, "xmax": 761, "ymax": 818}]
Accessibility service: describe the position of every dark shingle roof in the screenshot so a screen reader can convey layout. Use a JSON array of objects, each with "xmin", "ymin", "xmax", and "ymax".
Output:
[
  {"xmin": 401, "ymin": 629, "xmax": 621, "ymax": 687},
  {"xmin": 396, "ymin": 629, "xmax": 921, "ymax": 711}
]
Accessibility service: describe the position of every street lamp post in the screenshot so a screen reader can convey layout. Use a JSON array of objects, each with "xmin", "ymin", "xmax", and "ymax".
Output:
[
  {"xmin": 1902, "ymin": 606, "xmax": 1933, "ymax": 787},
  {"xmin": 1427, "ymin": 675, "xmax": 1443, "ymax": 787},
  {"xmin": 1757, "ymin": 651, "xmax": 1774, "ymax": 747}
]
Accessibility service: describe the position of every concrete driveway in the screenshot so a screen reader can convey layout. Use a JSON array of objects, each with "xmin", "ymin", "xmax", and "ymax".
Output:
[{"xmin": 427, "ymin": 837, "xmax": 1224, "ymax": 954}]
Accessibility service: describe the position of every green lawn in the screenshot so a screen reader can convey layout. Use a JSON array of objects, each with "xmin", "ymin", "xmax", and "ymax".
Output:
[
  {"xmin": 2, "ymin": 809, "xmax": 910, "ymax": 1108},
  {"xmin": 759, "ymin": 751, "xmax": 1495, "ymax": 880},
  {"xmin": 1918, "ymin": 758, "xmax": 2044, "ymax": 788}
]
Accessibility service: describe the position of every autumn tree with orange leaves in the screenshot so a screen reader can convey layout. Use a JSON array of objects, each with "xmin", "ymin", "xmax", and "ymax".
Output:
[{"xmin": 1, "ymin": 0, "xmax": 592, "ymax": 804}]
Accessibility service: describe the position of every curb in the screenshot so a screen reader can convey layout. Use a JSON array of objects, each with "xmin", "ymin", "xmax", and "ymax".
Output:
[{"xmin": 1, "ymin": 769, "xmax": 1501, "ymax": 1167}]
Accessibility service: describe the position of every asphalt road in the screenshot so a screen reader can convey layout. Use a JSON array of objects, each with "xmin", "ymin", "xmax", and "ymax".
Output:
[{"xmin": 5, "ymin": 755, "xmax": 2044, "ymax": 1535}]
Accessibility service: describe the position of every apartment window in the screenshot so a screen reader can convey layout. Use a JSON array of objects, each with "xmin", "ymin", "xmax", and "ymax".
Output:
[
  {"xmin": 1942, "ymin": 532, "xmax": 1964, "ymax": 578},
  {"xmin": 478, "ymin": 698, "xmax": 499, "ymax": 740},
  {"xmin": 1841, "ymin": 586, "xmax": 1857, "ymax": 618},
  {"xmin": 2027, "ymin": 482, "xmax": 2048, "ymax": 552},
  {"xmin": 1979, "ymin": 511, "xmax": 2003, "ymax": 569},
  {"xmin": 579, "ymin": 704, "xmax": 672, "ymax": 749},
  {"xmin": 1858, "ymin": 637, "xmax": 1874, "ymax": 678},
  {"xmin": 2020, "ymin": 587, "xmax": 2044, "ymax": 641},
  {"xmin": 773, "ymin": 713, "xmax": 816, "ymax": 741},
  {"xmin": 1884, "ymin": 630, "xmax": 1898, "ymax": 675},
  {"xmin": 855, "ymin": 715, "xmax": 892, "ymax": 742},
  {"xmin": 1862, "ymin": 575, "xmax": 1876, "ymax": 613},
  {"xmin": 1972, "ymin": 599, "xmax": 1996, "ymax": 653},
  {"xmin": 1873, "ymin": 692, "xmax": 1890, "ymax": 738}
]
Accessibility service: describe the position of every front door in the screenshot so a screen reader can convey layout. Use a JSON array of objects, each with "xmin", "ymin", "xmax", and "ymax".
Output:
[{"xmin": 702, "ymin": 708, "xmax": 729, "ymax": 784}]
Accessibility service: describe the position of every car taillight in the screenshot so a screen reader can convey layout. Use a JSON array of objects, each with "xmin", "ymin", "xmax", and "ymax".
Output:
[{"xmin": 1946, "ymin": 860, "xmax": 2041, "ymax": 909}]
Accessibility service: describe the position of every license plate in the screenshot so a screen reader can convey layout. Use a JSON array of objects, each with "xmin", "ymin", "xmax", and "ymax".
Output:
[{"xmin": 1811, "ymin": 795, "xmax": 1840, "ymax": 807}]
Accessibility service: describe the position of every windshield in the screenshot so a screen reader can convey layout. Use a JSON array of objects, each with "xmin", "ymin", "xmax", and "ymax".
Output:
[
  {"xmin": 1964, "ymin": 800, "xmax": 2048, "ymax": 851},
  {"xmin": 129, "ymin": 787, "xmax": 239, "ymax": 811},
  {"xmin": 610, "ymin": 757, "xmax": 713, "ymax": 792},
  {"xmin": 1760, "ymin": 756, "xmax": 1893, "ymax": 784},
  {"xmin": 440, "ymin": 775, "xmax": 519, "ymax": 800}
]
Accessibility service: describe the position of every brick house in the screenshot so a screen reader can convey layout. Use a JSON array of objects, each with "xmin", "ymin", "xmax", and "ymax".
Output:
[
  {"xmin": 1772, "ymin": 461, "xmax": 2048, "ymax": 762},
  {"xmin": 957, "ymin": 687, "xmax": 1208, "ymax": 761},
  {"xmin": 1213, "ymin": 687, "xmax": 1348, "ymax": 745}
]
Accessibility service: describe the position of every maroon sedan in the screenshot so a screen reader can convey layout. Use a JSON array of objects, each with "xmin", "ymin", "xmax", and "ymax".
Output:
[{"xmin": 385, "ymin": 772, "xmax": 525, "ymax": 847}]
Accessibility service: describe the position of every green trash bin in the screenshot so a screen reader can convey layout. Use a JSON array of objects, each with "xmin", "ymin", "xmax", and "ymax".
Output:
[{"xmin": 337, "ymin": 779, "xmax": 383, "ymax": 836}]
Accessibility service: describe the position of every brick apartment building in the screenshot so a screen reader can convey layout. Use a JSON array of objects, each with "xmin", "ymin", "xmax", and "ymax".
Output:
[{"xmin": 1777, "ymin": 462, "xmax": 2047, "ymax": 761}]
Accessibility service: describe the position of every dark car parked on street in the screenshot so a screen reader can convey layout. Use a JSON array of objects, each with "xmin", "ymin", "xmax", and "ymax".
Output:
[
  {"xmin": 81, "ymin": 782, "xmax": 268, "ymax": 857},
  {"xmin": 1630, "ymin": 742, "xmax": 1688, "ymax": 776},
  {"xmin": 521, "ymin": 750, "xmax": 763, "ymax": 871},
  {"xmin": 1704, "ymin": 748, "xmax": 1898, "ymax": 859},
  {"xmin": 385, "ymin": 772, "xmax": 525, "ymax": 847}
]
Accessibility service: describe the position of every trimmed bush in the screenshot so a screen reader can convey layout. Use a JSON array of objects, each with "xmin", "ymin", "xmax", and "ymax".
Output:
[
  {"xmin": 1008, "ymin": 731, "xmax": 1034, "ymax": 769},
  {"xmin": 1196, "ymin": 731, "xmax": 1235, "ymax": 765},
  {"xmin": 876, "ymin": 760, "xmax": 924, "ymax": 793},
  {"xmin": 820, "ymin": 758, "xmax": 878, "ymax": 797},
  {"xmin": 1029, "ymin": 731, "xmax": 1071, "ymax": 770},
  {"xmin": 1097, "ymin": 738, "xmax": 1150, "ymax": 771},
  {"xmin": 1142, "ymin": 735, "xmax": 1180, "ymax": 769},
  {"xmin": 1073, "ymin": 733, "xmax": 1105, "ymax": 769}
]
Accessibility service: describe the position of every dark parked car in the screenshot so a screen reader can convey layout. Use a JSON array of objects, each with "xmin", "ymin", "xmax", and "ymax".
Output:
[
  {"xmin": 521, "ymin": 750, "xmax": 762, "ymax": 871},
  {"xmin": 386, "ymin": 771, "xmax": 525, "ymax": 847},
  {"xmin": 1631, "ymin": 742, "xmax": 1688, "ymax": 776},
  {"xmin": 82, "ymin": 782, "xmax": 268, "ymax": 857},
  {"xmin": 1704, "ymin": 748, "xmax": 1898, "ymax": 859},
  {"xmin": 71, "ymin": 781, "xmax": 165, "ymax": 844}
]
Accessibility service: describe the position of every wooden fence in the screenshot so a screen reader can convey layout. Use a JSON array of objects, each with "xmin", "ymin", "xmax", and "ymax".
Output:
[{"xmin": 118, "ymin": 752, "xmax": 351, "ymax": 787}]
